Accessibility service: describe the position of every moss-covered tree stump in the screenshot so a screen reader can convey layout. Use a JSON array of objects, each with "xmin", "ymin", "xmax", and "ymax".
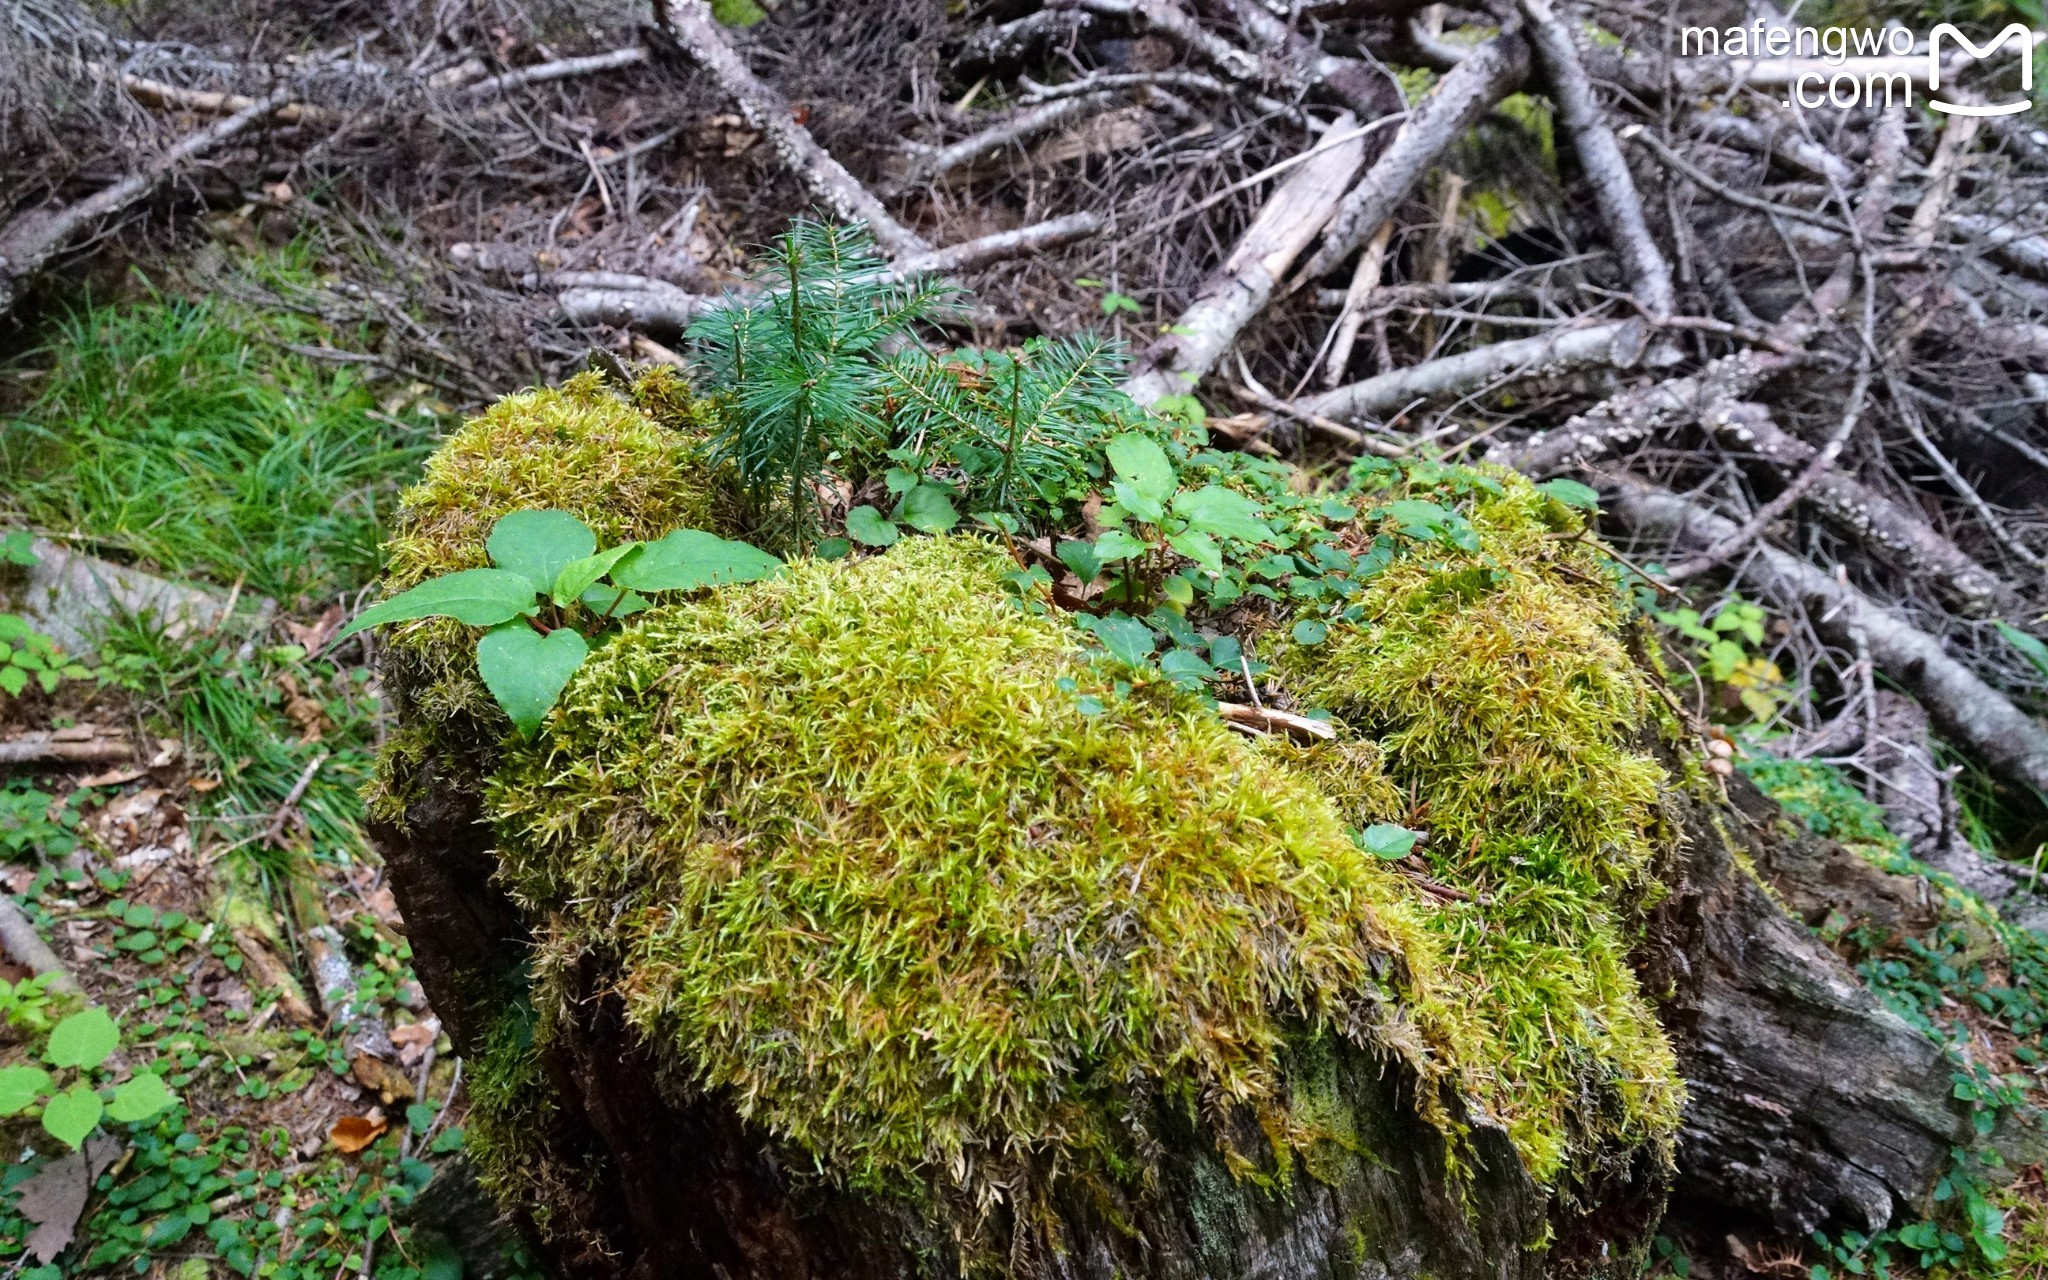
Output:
[{"xmin": 366, "ymin": 375, "xmax": 2005, "ymax": 1279}]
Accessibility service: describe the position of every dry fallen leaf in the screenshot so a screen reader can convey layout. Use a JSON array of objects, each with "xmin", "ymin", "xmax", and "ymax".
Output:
[
  {"xmin": 16, "ymin": 1151, "xmax": 88, "ymax": 1263},
  {"xmin": 389, "ymin": 1019, "xmax": 440, "ymax": 1067},
  {"xmin": 330, "ymin": 1112, "xmax": 388, "ymax": 1154},
  {"xmin": 352, "ymin": 1052, "xmax": 418, "ymax": 1105},
  {"xmin": 187, "ymin": 777, "xmax": 222, "ymax": 793},
  {"xmin": 284, "ymin": 604, "xmax": 347, "ymax": 655}
]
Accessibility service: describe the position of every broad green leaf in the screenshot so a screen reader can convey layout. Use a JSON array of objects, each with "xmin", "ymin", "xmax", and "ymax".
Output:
[
  {"xmin": 815, "ymin": 537, "xmax": 852, "ymax": 561},
  {"xmin": 46, "ymin": 1007, "xmax": 118, "ymax": 1070},
  {"xmin": 1158, "ymin": 649, "xmax": 1215, "ymax": 691},
  {"xmin": 334, "ymin": 569, "xmax": 537, "ymax": 642},
  {"xmin": 0, "ymin": 1064, "xmax": 49, "ymax": 1115},
  {"xmin": 419, "ymin": 1234, "xmax": 465, "ymax": 1280},
  {"xmin": 487, "ymin": 510, "xmax": 597, "ymax": 595},
  {"xmin": 553, "ymin": 543, "xmax": 641, "ymax": 607},
  {"xmin": 1997, "ymin": 622, "xmax": 2048, "ymax": 682},
  {"xmin": 1166, "ymin": 528, "xmax": 1224, "ymax": 577},
  {"xmin": 1293, "ymin": 618, "xmax": 1329, "ymax": 646},
  {"xmin": 1537, "ymin": 478, "xmax": 1601, "ymax": 510},
  {"xmin": 1057, "ymin": 540, "xmax": 1103, "ymax": 583},
  {"xmin": 1172, "ymin": 485, "xmax": 1271, "ymax": 543},
  {"xmin": 1382, "ymin": 500, "xmax": 1451, "ymax": 532},
  {"xmin": 40, "ymin": 1085, "xmax": 101, "ymax": 1149},
  {"xmin": 1109, "ymin": 480, "xmax": 1166, "ymax": 525},
  {"xmin": 1092, "ymin": 528, "xmax": 1150, "ymax": 565},
  {"xmin": 1358, "ymin": 824, "xmax": 1420, "ymax": 859},
  {"xmin": 900, "ymin": 484, "xmax": 960, "ymax": 535},
  {"xmin": 579, "ymin": 586, "xmax": 650, "ymax": 619},
  {"xmin": 613, "ymin": 530, "xmax": 785, "ymax": 593},
  {"xmin": 846, "ymin": 506, "xmax": 900, "ymax": 548},
  {"xmin": 1104, "ymin": 433, "xmax": 1176, "ymax": 507},
  {"xmin": 107, "ymin": 1071, "xmax": 174, "ymax": 1123},
  {"xmin": 1081, "ymin": 614, "xmax": 1156, "ymax": 668},
  {"xmin": 477, "ymin": 625, "xmax": 589, "ymax": 740}
]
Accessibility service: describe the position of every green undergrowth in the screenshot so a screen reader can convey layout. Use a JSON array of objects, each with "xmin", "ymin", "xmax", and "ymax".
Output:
[
  {"xmin": 99, "ymin": 614, "xmax": 379, "ymax": 879},
  {"xmin": 1742, "ymin": 755, "xmax": 2048, "ymax": 1276},
  {"xmin": 374, "ymin": 366, "xmax": 1689, "ymax": 1264},
  {"xmin": 0, "ymin": 279, "xmax": 436, "ymax": 605}
]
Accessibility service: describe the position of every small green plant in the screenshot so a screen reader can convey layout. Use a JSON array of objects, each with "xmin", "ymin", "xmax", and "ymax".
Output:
[
  {"xmin": 338, "ymin": 509, "xmax": 782, "ymax": 735},
  {"xmin": 1081, "ymin": 431, "xmax": 1275, "ymax": 606},
  {"xmin": 1, "ymin": 531, "xmax": 36, "ymax": 566},
  {"xmin": 0, "ymin": 615, "xmax": 88, "ymax": 698},
  {"xmin": 0, "ymin": 1006, "xmax": 176, "ymax": 1150},
  {"xmin": 1655, "ymin": 596, "xmax": 1787, "ymax": 722},
  {"xmin": 0, "ymin": 784, "xmax": 85, "ymax": 862},
  {"xmin": 689, "ymin": 221, "xmax": 951, "ymax": 547},
  {"xmin": 0, "ymin": 974, "xmax": 57, "ymax": 1037},
  {"xmin": 1074, "ymin": 277, "xmax": 1142, "ymax": 317}
]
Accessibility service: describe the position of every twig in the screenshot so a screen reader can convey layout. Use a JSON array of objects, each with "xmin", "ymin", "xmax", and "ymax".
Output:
[
  {"xmin": 0, "ymin": 898, "xmax": 80, "ymax": 994},
  {"xmin": 1521, "ymin": 0, "xmax": 1672, "ymax": 315},
  {"xmin": 653, "ymin": 0, "xmax": 929, "ymax": 258},
  {"xmin": 262, "ymin": 752, "xmax": 329, "ymax": 849}
]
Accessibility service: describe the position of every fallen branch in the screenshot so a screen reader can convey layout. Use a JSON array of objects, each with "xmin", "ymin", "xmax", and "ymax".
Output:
[
  {"xmin": 449, "ymin": 46, "xmax": 648, "ymax": 101},
  {"xmin": 1521, "ymin": 0, "xmax": 1671, "ymax": 315},
  {"xmin": 654, "ymin": 0, "xmax": 929, "ymax": 258},
  {"xmin": 1293, "ymin": 27, "xmax": 1528, "ymax": 287},
  {"xmin": 1606, "ymin": 477, "xmax": 2048, "ymax": 800},
  {"xmin": 0, "ymin": 729, "xmax": 135, "ymax": 766},
  {"xmin": 1297, "ymin": 317, "xmax": 1648, "ymax": 425},
  {"xmin": 1125, "ymin": 112, "xmax": 1367, "ymax": 405},
  {"xmin": 0, "ymin": 86, "xmax": 294, "ymax": 317},
  {"xmin": 0, "ymin": 898, "xmax": 80, "ymax": 995}
]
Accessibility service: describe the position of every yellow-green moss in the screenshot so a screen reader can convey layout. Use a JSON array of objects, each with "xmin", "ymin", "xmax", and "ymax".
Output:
[
  {"xmin": 488, "ymin": 536, "xmax": 1450, "ymax": 1230},
  {"xmin": 1279, "ymin": 469, "xmax": 1684, "ymax": 1188}
]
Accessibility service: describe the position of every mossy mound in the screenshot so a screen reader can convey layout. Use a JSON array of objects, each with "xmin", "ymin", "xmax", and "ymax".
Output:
[
  {"xmin": 371, "ymin": 378, "xmax": 1689, "ymax": 1263},
  {"xmin": 368, "ymin": 370, "xmax": 730, "ymax": 788},
  {"xmin": 1280, "ymin": 471, "xmax": 1683, "ymax": 1187},
  {"xmin": 487, "ymin": 535, "xmax": 1445, "ymax": 1222}
]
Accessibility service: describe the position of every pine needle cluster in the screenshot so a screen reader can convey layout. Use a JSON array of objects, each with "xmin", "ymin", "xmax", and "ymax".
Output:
[{"xmin": 687, "ymin": 219, "xmax": 1137, "ymax": 547}]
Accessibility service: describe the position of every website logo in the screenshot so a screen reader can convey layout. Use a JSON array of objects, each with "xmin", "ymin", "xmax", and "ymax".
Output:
[{"xmin": 1928, "ymin": 23, "xmax": 2034, "ymax": 116}]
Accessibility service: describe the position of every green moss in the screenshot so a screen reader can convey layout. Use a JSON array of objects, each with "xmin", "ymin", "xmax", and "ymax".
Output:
[
  {"xmin": 1279, "ymin": 468, "xmax": 1684, "ymax": 1188},
  {"xmin": 488, "ymin": 535, "xmax": 1453, "ymax": 1240}
]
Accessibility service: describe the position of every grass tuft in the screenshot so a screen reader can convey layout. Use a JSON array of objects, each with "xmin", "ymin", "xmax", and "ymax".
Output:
[{"xmin": 0, "ymin": 281, "xmax": 435, "ymax": 604}]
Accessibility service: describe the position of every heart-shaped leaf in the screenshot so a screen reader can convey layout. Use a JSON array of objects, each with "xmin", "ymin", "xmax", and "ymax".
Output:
[
  {"xmin": 1358, "ymin": 824, "xmax": 1420, "ymax": 859},
  {"xmin": 1536, "ymin": 478, "xmax": 1601, "ymax": 511},
  {"xmin": 45, "ymin": 1008, "xmax": 118, "ymax": 1071},
  {"xmin": 477, "ymin": 624, "xmax": 590, "ymax": 739},
  {"xmin": 1092, "ymin": 528, "xmax": 1149, "ymax": 565},
  {"xmin": 611, "ymin": 530, "xmax": 785, "ymax": 593},
  {"xmin": 488, "ymin": 510, "xmax": 597, "ymax": 595},
  {"xmin": 107, "ymin": 1072, "xmax": 174, "ymax": 1124},
  {"xmin": 0, "ymin": 1065, "xmax": 50, "ymax": 1115},
  {"xmin": 1165, "ymin": 529, "xmax": 1224, "ymax": 577},
  {"xmin": 845, "ymin": 506, "xmax": 899, "ymax": 548},
  {"xmin": 1078, "ymin": 614, "xmax": 1156, "ymax": 669},
  {"xmin": 1172, "ymin": 485, "xmax": 1272, "ymax": 544},
  {"xmin": 334, "ymin": 569, "xmax": 537, "ymax": 642},
  {"xmin": 899, "ymin": 484, "xmax": 959, "ymax": 535},
  {"xmin": 1056, "ymin": 540, "xmax": 1103, "ymax": 583},
  {"xmin": 1104, "ymin": 433, "xmax": 1176, "ymax": 507},
  {"xmin": 552, "ymin": 543, "xmax": 641, "ymax": 607},
  {"xmin": 40, "ymin": 1086, "xmax": 101, "ymax": 1150}
]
